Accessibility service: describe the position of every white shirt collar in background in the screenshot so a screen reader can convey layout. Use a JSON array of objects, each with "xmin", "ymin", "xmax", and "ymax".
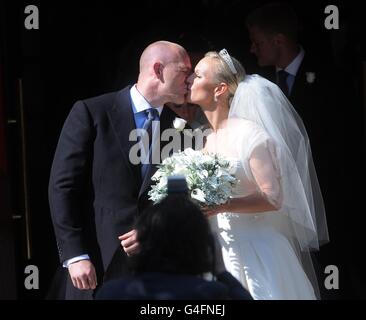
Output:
[{"xmin": 276, "ymin": 46, "xmax": 305, "ymax": 77}]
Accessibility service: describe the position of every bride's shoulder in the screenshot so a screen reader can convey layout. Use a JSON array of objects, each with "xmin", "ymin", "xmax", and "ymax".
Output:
[
  {"xmin": 225, "ymin": 118, "xmax": 273, "ymax": 148},
  {"xmin": 226, "ymin": 118, "xmax": 264, "ymax": 134}
]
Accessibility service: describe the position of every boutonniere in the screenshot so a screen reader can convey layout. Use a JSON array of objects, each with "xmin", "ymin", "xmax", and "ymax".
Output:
[
  {"xmin": 173, "ymin": 117, "xmax": 187, "ymax": 132},
  {"xmin": 305, "ymin": 72, "xmax": 316, "ymax": 84}
]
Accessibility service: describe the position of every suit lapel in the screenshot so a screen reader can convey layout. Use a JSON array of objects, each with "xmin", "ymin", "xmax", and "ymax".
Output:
[
  {"xmin": 290, "ymin": 56, "xmax": 308, "ymax": 103},
  {"xmin": 107, "ymin": 86, "xmax": 142, "ymax": 189}
]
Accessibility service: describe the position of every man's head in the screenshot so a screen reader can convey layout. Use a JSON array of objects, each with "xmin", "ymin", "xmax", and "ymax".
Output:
[
  {"xmin": 246, "ymin": 3, "xmax": 299, "ymax": 67},
  {"xmin": 137, "ymin": 41, "xmax": 191, "ymax": 106}
]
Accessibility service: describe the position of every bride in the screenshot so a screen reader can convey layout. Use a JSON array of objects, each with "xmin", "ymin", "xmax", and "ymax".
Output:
[{"xmin": 186, "ymin": 49, "xmax": 329, "ymax": 300}]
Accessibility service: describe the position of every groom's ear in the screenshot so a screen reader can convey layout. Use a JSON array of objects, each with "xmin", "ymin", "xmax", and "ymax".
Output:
[{"xmin": 153, "ymin": 62, "xmax": 164, "ymax": 80}]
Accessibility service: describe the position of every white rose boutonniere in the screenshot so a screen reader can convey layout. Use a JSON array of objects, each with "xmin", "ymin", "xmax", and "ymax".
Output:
[
  {"xmin": 173, "ymin": 117, "xmax": 187, "ymax": 132},
  {"xmin": 305, "ymin": 72, "xmax": 316, "ymax": 84}
]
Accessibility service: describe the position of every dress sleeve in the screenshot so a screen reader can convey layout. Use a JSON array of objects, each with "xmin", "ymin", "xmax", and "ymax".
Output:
[
  {"xmin": 247, "ymin": 136, "xmax": 283, "ymax": 209},
  {"xmin": 234, "ymin": 120, "xmax": 283, "ymax": 208}
]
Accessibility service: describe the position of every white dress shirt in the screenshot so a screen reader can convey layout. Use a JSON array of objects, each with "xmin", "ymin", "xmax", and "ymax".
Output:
[{"xmin": 276, "ymin": 47, "xmax": 305, "ymax": 95}]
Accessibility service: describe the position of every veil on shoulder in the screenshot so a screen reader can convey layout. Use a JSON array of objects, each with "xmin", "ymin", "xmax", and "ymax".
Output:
[{"xmin": 228, "ymin": 74, "xmax": 329, "ymax": 253}]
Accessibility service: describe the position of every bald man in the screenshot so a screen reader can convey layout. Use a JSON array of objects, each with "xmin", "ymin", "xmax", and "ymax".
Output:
[{"xmin": 48, "ymin": 41, "xmax": 192, "ymax": 299}]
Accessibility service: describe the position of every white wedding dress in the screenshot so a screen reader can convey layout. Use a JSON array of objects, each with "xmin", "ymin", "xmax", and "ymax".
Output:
[{"xmin": 206, "ymin": 118, "xmax": 317, "ymax": 300}]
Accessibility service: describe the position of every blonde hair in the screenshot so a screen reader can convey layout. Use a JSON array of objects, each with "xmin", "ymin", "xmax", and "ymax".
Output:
[{"xmin": 205, "ymin": 51, "xmax": 246, "ymax": 102}]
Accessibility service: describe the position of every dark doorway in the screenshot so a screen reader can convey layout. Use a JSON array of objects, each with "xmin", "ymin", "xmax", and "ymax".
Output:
[{"xmin": 1, "ymin": 0, "xmax": 364, "ymax": 299}]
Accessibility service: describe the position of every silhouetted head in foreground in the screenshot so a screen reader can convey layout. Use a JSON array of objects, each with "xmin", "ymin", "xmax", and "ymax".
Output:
[{"xmin": 130, "ymin": 194, "xmax": 215, "ymax": 276}]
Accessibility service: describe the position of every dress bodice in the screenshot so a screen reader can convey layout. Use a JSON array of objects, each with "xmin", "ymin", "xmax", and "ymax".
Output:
[{"xmin": 228, "ymin": 158, "xmax": 258, "ymax": 199}]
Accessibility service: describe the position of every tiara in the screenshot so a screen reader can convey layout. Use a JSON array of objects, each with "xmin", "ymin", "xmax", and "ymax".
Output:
[{"xmin": 219, "ymin": 49, "xmax": 237, "ymax": 75}]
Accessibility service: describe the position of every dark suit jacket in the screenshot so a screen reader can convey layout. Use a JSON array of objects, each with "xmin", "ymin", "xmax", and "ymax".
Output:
[
  {"xmin": 48, "ymin": 86, "xmax": 183, "ymax": 298},
  {"xmin": 257, "ymin": 54, "xmax": 349, "ymax": 201},
  {"xmin": 287, "ymin": 55, "xmax": 360, "ymax": 299},
  {"xmin": 95, "ymin": 271, "xmax": 253, "ymax": 300}
]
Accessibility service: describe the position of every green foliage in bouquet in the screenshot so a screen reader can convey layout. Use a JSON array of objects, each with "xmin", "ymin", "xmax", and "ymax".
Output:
[{"xmin": 148, "ymin": 148, "xmax": 238, "ymax": 207}]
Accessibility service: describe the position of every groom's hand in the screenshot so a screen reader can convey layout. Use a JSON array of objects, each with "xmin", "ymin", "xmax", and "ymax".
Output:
[
  {"xmin": 119, "ymin": 229, "xmax": 140, "ymax": 256},
  {"xmin": 68, "ymin": 260, "xmax": 97, "ymax": 290}
]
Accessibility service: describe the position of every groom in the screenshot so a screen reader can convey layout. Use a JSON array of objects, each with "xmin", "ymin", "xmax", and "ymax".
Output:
[{"xmin": 48, "ymin": 41, "xmax": 192, "ymax": 299}]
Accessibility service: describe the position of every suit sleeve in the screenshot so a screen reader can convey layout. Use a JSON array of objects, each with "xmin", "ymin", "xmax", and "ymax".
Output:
[{"xmin": 48, "ymin": 100, "xmax": 95, "ymax": 263}]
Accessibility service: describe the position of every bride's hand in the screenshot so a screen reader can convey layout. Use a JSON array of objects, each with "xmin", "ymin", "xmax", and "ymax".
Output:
[{"xmin": 201, "ymin": 204, "xmax": 227, "ymax": 217}]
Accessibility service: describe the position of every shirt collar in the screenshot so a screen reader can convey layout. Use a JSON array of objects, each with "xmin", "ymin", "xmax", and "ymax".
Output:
[
  {"xmin": 130, "ymin": 85, "xmax": 163, "ymax": 116},
  {"xmin": 276, "ymin": 46, "xmax": 305, "ymax": 77}
]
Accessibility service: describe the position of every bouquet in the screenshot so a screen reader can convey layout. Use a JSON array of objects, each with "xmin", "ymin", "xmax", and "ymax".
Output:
[{"xmin": 148, "ymin": 148, "xmax": 238, "ymax": 207}]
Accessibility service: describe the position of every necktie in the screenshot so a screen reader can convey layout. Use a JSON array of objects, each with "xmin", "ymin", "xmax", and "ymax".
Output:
[
  {"xmin": 277, "ymin": 70, "xmax": 289, "ymax": 97},
  {"xmin": 141, "ymin": 108, "xmax": 159, "ymax": 179}
]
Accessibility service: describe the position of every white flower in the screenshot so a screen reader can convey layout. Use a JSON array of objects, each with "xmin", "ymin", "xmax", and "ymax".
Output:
[
  {"xmin": 191, "ymin": 189, "xmax": 206, "ymax": 203},
  {"xmin": 148, "ymin": 149, "xmax": 238, "ymax": 206},
  {"xmin": 305, "ymin": 72, "xmax": 316, "ymax": 84},
  {"xmin": 172, "ymin": 163, "xmax": 190, "ymax": 176},
  {"xmin": 183, "ymin": 148, "xmax": 197, "ymax": 157},
  {"xmin": 157, "ymin": 176, "xmax": 167, "ymax": 189},
  {"xmin": 173, "ymin": 117, "xmax": 187, "ymax": 131}
]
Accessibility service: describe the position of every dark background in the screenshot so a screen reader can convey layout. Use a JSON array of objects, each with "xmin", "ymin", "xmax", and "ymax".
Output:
[{"xmin": 0, "ymin": 0, "xmax": 365, "ymax": 299}]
